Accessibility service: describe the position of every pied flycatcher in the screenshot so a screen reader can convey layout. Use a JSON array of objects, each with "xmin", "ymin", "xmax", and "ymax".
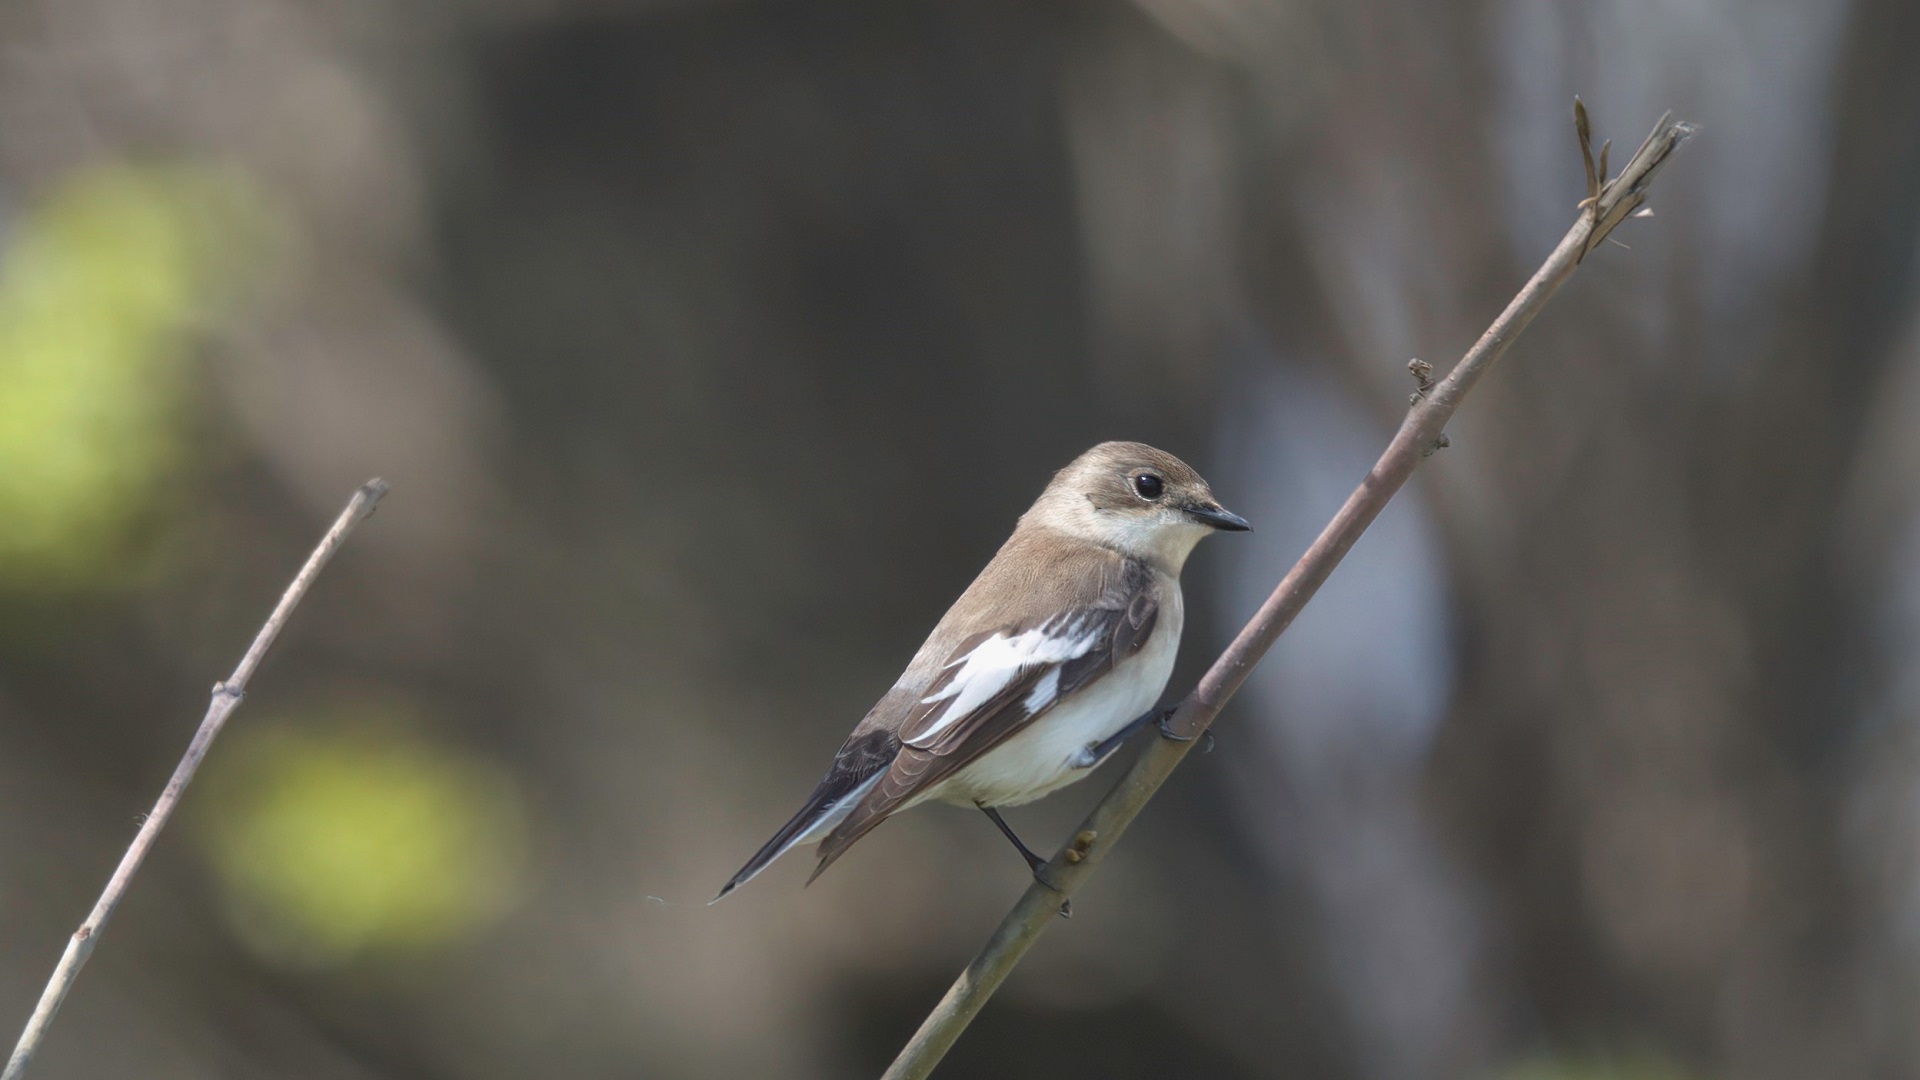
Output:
[{"xmin": 715, "ymin": 441, "xmax": 1248, "ymax": 903}]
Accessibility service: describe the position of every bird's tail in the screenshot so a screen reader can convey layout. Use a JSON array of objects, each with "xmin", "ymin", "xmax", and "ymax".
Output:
[
  {"xmin": 807, "ymin": 756, "xmax": 921, "ymax": 884},
  {"xmin": 710, "ymin": 768, "xmax": 884, "ymax": 904}
]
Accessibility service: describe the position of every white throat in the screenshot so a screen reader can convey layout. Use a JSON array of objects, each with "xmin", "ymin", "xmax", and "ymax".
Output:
[{"xmin": 1022, "ymin": 498, "xmax": 1212, "ymax": 575}]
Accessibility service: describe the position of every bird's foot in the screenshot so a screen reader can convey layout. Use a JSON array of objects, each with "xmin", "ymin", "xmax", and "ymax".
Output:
[
  {"xmin": 982, "ymin": 804, "xmax": 1070, "ymax": 915},
  {"xmin": 1156, "ymin": 711, "xmax": 1215, "ymax": 753},
  {"xmin": 1031, "ymin": 868, "xmax": 1072, "ymax": 918}
]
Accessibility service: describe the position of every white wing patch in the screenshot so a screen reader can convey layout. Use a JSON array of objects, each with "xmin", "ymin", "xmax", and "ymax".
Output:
[
  {"xmin": 912, "ymin": 616, "xmax": 1103, "ymax": 746},
  {"xmin": 1024, "ymin": 668, "xmax": 1062, "ymax": 712}
]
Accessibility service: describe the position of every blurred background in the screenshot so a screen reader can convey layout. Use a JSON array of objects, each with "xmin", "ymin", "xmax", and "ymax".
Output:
[{"xmin": 0, "ymin": 0, "xmax": 1916, "ymax": 1077}]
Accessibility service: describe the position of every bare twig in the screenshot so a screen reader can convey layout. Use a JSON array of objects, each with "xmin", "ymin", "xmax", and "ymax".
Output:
[
  {"xmin": 3, "ymin": 479, "xmax": 390, "ymax": 1080},
  {"xmin": 882, "ymin": 104, "xmax": 1694, "ymax": 1080}
]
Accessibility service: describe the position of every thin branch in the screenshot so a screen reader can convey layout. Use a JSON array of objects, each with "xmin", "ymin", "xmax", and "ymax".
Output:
[
  {"xmin": 3, "ymin": 479, "xmax": 391, "ymax": 1080},
  {"xmin": 882, "ymin": 104, "xmax": 1695, "ymax": 1080}
]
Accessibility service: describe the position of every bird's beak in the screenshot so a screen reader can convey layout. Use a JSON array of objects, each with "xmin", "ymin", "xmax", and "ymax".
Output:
[{"xmin": 1185, "ymin": 502, "xmax": 1251, "ymax": 532}]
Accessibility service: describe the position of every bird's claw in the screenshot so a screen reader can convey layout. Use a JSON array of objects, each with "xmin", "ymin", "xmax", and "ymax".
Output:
[
  {"xmin": 1032, "ymin": 869, "xmax": 1072, "ymax": 918},
  {"xmin": 1156, "ymin": 712, "xmax": 1215, "ymax": 753}
]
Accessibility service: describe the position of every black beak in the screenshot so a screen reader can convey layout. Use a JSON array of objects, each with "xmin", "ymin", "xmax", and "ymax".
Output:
[{"xmin": 1185, "ymin": 502, "xmax": 1251, "ymax": 532}]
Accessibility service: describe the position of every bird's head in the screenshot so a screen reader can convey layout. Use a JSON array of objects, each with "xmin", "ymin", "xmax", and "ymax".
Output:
[{"xmin": 1025, "ymin": 441, "xmax": 1249, "ymax": 573}]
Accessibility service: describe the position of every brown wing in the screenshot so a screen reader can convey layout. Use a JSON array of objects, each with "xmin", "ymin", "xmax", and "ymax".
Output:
[{"xmin": 809, "ymin": 589, "xmax": 1158, "ymax": 880}]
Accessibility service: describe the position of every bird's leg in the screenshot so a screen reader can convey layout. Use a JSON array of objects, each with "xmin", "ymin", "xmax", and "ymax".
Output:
[
  {"xmin": 979, "ymin": 805, "xmax": 1071, "ymax": 918},
  {"xmin": 1069, "ymin": 705, "xmax": 1214, "ymax": 770},
  {"xmin": 1070, "ymin": 706, "xmax": 1170, "ymax": 769},
  {"xmin": 980, "ymin": 806, "xmax": 1047, "ymax": 872}
]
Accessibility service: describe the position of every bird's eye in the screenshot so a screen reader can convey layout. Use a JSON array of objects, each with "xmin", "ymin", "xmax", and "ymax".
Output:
[{"xmin": 1133, "ymin": 473, "xmax": 1164, "ymax": 500}]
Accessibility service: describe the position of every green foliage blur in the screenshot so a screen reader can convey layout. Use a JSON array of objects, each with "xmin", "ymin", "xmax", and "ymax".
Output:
[
  {"xmin": 197, "ymin": 701, "xmax": 528, "ymax": 969},
  {"xmin": 0, "ymin": 163, "xmax": 265, "ymax": 590}
]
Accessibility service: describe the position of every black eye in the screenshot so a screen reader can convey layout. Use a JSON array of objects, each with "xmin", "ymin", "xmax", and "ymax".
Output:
[{"xmin": 1132, "ymin": 473, "xmax": 1163, "ymax": 500}]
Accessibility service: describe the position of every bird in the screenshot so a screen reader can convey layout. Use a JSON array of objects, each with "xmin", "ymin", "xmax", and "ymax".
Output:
[{"xmin": 712, "ymin": 441, "xmax": 1248, "ymax": 907}]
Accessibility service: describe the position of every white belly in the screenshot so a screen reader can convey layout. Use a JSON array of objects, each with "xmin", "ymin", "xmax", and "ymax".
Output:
[{"xmin": 924, "ymin": 590, "xmax": 1183, "ymax": 808}]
